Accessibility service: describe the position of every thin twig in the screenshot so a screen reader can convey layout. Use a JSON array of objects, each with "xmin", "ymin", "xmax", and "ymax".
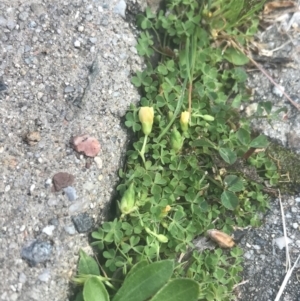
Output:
[
  {"xmin": 230, "ymin": 40, "xmax": 300, "ymax": 111},
  {"xmin": 278, "ymin": 189, "xmax": 291, "ymax": 271},
  {"xmin": 274, "ymin": 255, "xmax": 300, "ymax": 301}
]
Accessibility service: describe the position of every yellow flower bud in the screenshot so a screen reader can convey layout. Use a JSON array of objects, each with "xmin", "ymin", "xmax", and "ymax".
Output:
[
  {"xmin": 160, "ymin": 205, "xmax": 171, "ymax": 217},
  {"xmin": 120, "ymin": 183, "xmax": 135, "ymax": 215},
  {"xmin": 139, "ymin": 107, "xmax": 154, "ymax": 135},
  {"xmin": 180, "ymin": 111, "xmax": 190, "ymax": 132}
]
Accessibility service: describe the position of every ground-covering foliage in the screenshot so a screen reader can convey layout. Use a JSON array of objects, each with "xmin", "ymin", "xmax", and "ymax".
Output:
[{"xmin": 72, "ymin": 0, "xmax": 280, "ymax": 300}]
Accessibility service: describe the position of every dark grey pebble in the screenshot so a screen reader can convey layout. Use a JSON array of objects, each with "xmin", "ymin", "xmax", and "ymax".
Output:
[
  {"xmin": 72, "ymin": 212, "xmax": 94, "ymax": 233},
  {"xmin": 253, "ymin": 235, "xmax": 267, "ymax": 246},
  {"xmin": 0, "ymin": 81, "xmax": 8, "ymax": 91},
  {"xmin": 48, "ymin": 218, "xmax": 59, "ymax": 226},
  {"xmin": 21, "ymin": 240, "xmax": 53, "ymax": 267}
]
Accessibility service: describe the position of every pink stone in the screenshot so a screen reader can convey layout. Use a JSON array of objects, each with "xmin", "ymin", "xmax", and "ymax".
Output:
[{"xmin": 71, "ymin": 134, "xmax": 100, "ymax": 157}]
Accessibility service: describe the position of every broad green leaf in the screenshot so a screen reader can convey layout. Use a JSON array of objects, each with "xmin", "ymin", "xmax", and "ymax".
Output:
[
  {"xmin": 219, "ymin": 148, "xmax": 237, "ymax": 165},
  {"xmin": 237, "ymin": 128, "xmax": 251, "ymax": 146},
  {"xmin": 126, "ymin": 260, "xmax": 149, "ymax": 280},
  {"xmin": 221, "ymin": 191, "xmax": 239, "ymax": 210},
  {"xmin": 224, "ymin": 47, "xmax": 249, "ymax": 66},
  {"xmin": 74, "ymin": 291, "xmax": 84, "ymax": 301},
  {"xmin": 249, "ymin": 135, "xmax": 269, "ymax": 148},
  {"xmin": 224, "ymin": 175, "xmax": 244, "ymax": 192},
  {"xmin": 78, "ymin": 250, "xmax": 100, "ymax": 276},
  {"xmin": 83, "ymin": 276, "xmax": 109, "ymax": 301},
  {"xmin": 112, "ymin": 260, "xmax": 174, "ymax": 301},
  {"xmin": 150, "ymin": 279, "xmax": 199, "ymax": 301}
]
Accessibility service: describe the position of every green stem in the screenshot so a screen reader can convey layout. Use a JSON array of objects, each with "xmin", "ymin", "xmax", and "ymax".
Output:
[{"xmin": 139, "ymin": 135, "xmax": 148, "ymax": 166}]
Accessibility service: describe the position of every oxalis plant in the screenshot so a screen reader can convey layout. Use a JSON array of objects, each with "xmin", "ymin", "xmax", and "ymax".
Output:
[{"xmin": 72, "ymin": 0, "xmax": 279, "ymax": 300}]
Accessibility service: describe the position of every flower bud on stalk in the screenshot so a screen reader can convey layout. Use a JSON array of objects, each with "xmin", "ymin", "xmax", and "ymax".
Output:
[
  {"xmin": 145, "ymin": 227, "xmax": 168, "ymax": 243},
  {"xmin": 139, "ymin": 107, "xmax": 154, "ymax": 135},
  {"xmin": 120, "ymin": 183, "xmax": 135, "ymax": 215},
  {"xmin": 180, "ymin": 111, "xmax": 190, "ymax": 132},
  {"xmin": 171, "ymin": 128, "xmax": 183, "ymax": 152}
]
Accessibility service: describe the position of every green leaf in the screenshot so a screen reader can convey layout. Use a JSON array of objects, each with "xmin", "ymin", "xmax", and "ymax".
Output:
[
  {"xmin": 221, "ymin": 191, "xmax": 239, "ymax": 210},
  {"xmin": 78, "ymin": 250, "xmax": 100, "ymax": 276},
  {"xmin": 237, "ymin": 128, "xmax": 251, "ymax": 146},
  {"xmin": 83, "ymin": 276, "xmax": 109, "ymax": 301},
  {"xmin": 150, "ymin": 279, "xmax": 199, "ymax": 301},
  {"xmin": 219, "ymin": 148, "xmax": 237, "ymax": 164},
  {"xmin": 127, "ymin": 260, "xmax": 149, "ymax": 280},
  {"xmin": 249, "ymin": 135, "xmax": 269, "ymax": 148},
  {"xmin": 224, "ymin": 47, "xmax": 249, "ymax": 66},
  {"xmin": 224, "ymin": 175, "xmax": 244, "ymax": 192},
  {"xmin": 112, "ymin": 260, "xmax": 174, "ymax": 301},
  {"xmin": 191, "ymin": 139, "xmax": 216, "ymax": 148},
  {"xmin": 74, "ymin": 291, "xmax": 84, "ymax": 301}
]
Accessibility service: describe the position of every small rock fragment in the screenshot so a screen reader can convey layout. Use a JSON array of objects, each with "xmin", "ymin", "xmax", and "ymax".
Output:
[
  {"xmin": 38, "ymin": 269, "xmax": 51, "ymax": 282},
  {"xmin": 94, "ymin": 157, "xmax": 103, "ymax": 169},
  {"xmin": 78, "ymin": 25, "xmax": 84, "ymax": 32},
  {"xmin": 274, "ymin": 236, "xmax": 292, "ymax": 250},
  {"xmin": 21, "ymin": 240, "xmax": 53, "ymax": 266},
  {"xmin": 74, "ymin": 40, "xmax": 81, "ymax": 48},
  {"xmin": 114, "ymin": 0, "xmax": 126, "ymax": 18},
  {"xmin": 272, "ymin": 85, "xmax": 285, "ymax": 97},
  {"xmin": 72, "ymin": 212, "xmax": 94, "ymax": 233},
  {"xmin": 52, "ymin": 172, "xmax": 75, "ymax": 192},
  {"xmin": 64, "ymin": 224, "xmax": 76, "ymax": 235},
  {"xmin": 64, "ymin": 85, "xmax": 75, "ymax": 93},
  {"xmin": 71, "ymin": 134, "xmax": 100, "ymax": 157},
  {"xmin": 42, "ymin": 225, "xmax": 55, "ymax": 236},
  {"xmin": 25, "ymin": 131, "xmax": 41, "ymax": 146},
  {"xmin": 69, "ymin": 199, "xmax": 88, "ymax": 213},
  {"xmin": 63, "ymin": 186, "xmax": 77, "ymax": 201}
]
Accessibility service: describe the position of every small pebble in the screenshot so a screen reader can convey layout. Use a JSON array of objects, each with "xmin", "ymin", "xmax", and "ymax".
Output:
[
  {"xmin": 38, "ymin": 269, "xmax": 51, "ymax": 282},
  {"xmin": 292, "ymin": 223, "xmax": 298, "ymax": 229},
  {"xmin": 272, "ymin": 85, "xmax": 285, "ymax": 97},
  {"xmin": 5, "ymin": 185, "xmax": 10, "ymax": 192},
  {"xmin": 63, "ymin": 186, "xmax": 77, "ymax": 201},
  {"xmin": 72, "ymin": 212, "xmax": 94, "ymax": 233},
  {"xmin": 64, "ymin": 86, "xmax": 75, "ymax": 93},
  {"xmin": 30, "ymin": 184, "xmax": 35, "ymax": 192},
  {"xmin": 295, "ymin": 197, "xmax": 300, "ymax": 203},
  {"xmin": 78, "ymin": 25, "xmax": 84, "ymax": 32},
  {"xmin": 69, "ymin": 199, "xmax": 88, "ymax": 213},
  {"xmin": 74, "ymin": 40, "xmax": 81, "ymax": 48},
  {"xmin": 18, "ymin": 273, "xmax": 27, "ymax": 283},
  {"xmin": 94, "ymin": 157, "xmax": 103, "ymax": 169},
  {"xmin": 18, "ymin": 12, "xmax": 29, "ymax": 21},
  {"xmin": 21, "ymin": 240, "xmax": 53, "ymax": 266},
  {"xmin": 47, "ymin": 197, "xmax": 59, "ymax": 207},
  {"xmin": 89, "ymin": 37, "xmax": 97, "ymax": 44},
  {"xmin": 64, "ymin": 224, "xmax": 76, "ymax": 235},
  {"xmin": 20, "ymin": 225, "xmax": 26, "ymax": 232},
  {"xmin": 42, "ymin": 225, "xmax": 55, "ymax": 236},
  {"xmin": 114, "ymin": 0, "xmax": 126, "ymax": 18},
  {"xmin": 45, "ymin": 178, "xmax": 52, "ymax": 188}
]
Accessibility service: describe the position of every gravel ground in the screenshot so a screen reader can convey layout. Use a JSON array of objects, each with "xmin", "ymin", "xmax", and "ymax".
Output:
[
  {"xmin": 0, "ymin": 0, "xmax": 145, "ymax": 300},
  {"xmin": 0, "ymin": 1, "xmax": 299, "ymax": 300}
]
